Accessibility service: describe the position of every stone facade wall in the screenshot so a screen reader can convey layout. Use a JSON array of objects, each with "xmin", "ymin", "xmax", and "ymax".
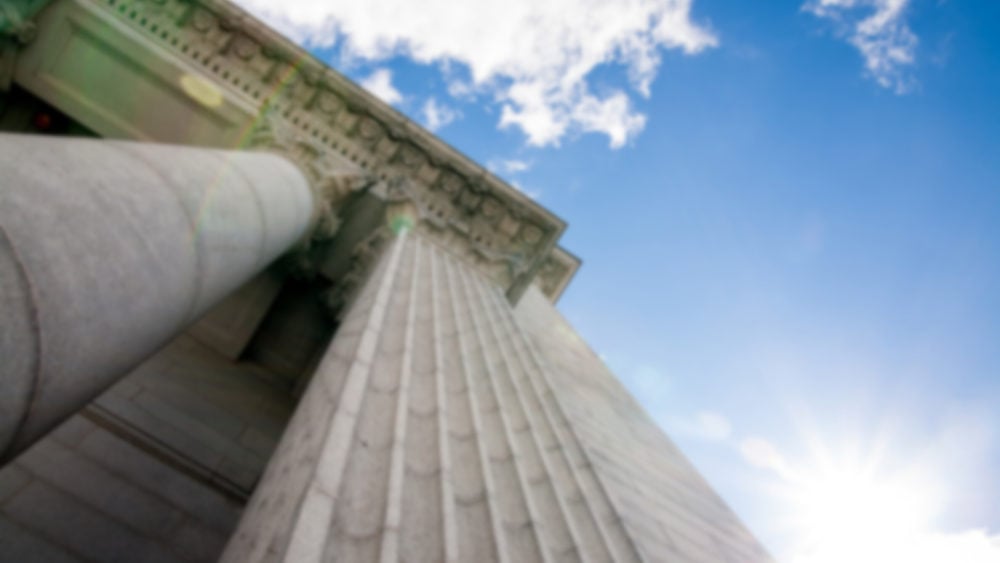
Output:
[
  {"xmin": 222, "ymin": 231, "xmax": 643, "ymax": 562},
  {"xmin": 0, "ymin": 1, "xmax": 773, "ymax": 559},
  {"xmin": 515, "ymin": 287, "xmax": 773, "ymax": 562},
  {"xmin": 91, "ymin": 334, "xmax": 295, "ymax": 496},
  {"xmin": 0, "ymin": 413, "xmax": 241, "ymax": 562},
  {"xmin": 0, "ymin": 329, "xmax": 297, "ymax": 562},
  {"xmin": 220, "ymin": 229, "xmax": 776, "ymax": 563}
]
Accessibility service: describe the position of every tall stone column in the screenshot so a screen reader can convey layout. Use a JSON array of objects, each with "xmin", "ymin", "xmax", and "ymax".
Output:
[
  {"xmin": 0, "ymin": 133, "xmax": 316, "ymax": 461},
  {"xmin": 221, "ymin": 229, "xmax": 639, "ymax": 563}
]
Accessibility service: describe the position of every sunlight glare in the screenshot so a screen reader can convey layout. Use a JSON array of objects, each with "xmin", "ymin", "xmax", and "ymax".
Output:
[{"xmin": 787, "ymin": 453, "xmax": 946, "ymax": 563}]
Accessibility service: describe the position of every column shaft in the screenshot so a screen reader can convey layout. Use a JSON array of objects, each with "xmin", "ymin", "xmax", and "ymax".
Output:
[
  {"xmin": 222, "ymin": 233, "xmax": 597, "ymax": 563},
  {"xmin": 0, "ymin": 133, "xmax": 315, "ymax": 460}
]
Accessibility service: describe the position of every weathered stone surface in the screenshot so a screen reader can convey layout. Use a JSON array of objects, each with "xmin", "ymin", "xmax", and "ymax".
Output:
[
  {"xmin": 222, "ymin": 232, "xmax": 635, "ymax": 562},
  {"xmin": 76, "ymin": 428, "xmax": 242, "ymax": 534},
  {"xmin": 4, "ymin": 482, "xmax": 186, "ymax": 563},
  {"xmin": 0, "ymin": 410, "xmax": 247, "ymax": 562},
  {"xmin": 17, "ymin": 439, "xmax": 186, "ymax": 540},
  {"xmin": 0, "ymin": 133, "xmax": 314, "ymax": 460},
  {"xmin": 0, "ymin": 514, "xmax": 82, "ymax": 563},
  {"xmin": 0, "ymin": 463, "xmax": 30, "ymax": 505},
  {"xmin": 0, "ymin": 2, "xmax": 772, "ymax": 562},
  {"xmin": 219, "ymin": 230, "xmax": 772, "ymax": 563},
  {"xmin": 89, "ymin": 332, "xmax": 296, "ymax": 497}
]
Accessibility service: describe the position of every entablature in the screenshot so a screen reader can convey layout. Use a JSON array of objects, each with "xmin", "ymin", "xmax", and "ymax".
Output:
[{"xmin": 14, "ymin": 0, "xmax": 578, "ymax": 300}]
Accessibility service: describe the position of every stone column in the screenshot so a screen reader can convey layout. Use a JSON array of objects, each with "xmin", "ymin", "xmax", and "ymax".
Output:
[
  {"xmin": 0, "ymin": 133, "xmax": 315, "ymax": 461},
  {"xmin": 221, "ymin": 230, "xmax": 635, "ymax": 563}
]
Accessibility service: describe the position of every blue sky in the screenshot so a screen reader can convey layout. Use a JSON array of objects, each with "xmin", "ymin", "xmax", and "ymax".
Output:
[{"xmin": 237, "ymin": 0, "xmax": 1000, "ymax": 559}]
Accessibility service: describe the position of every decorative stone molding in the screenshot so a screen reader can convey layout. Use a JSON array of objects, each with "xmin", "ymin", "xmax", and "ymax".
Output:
[
  {"xmin": 535, "ymin": 246, "xmax": 582, "ymax": 302},
  {"xmin": 0, "ymin": 2, "xmax": 44, "ymax": 42},
  {"xmin": 75, "ymin": 0, "xmax": 570, "ymax": 299},
  {"xmin": 0, "ymin": 0, "xmax": 50, "ymax": 90}
]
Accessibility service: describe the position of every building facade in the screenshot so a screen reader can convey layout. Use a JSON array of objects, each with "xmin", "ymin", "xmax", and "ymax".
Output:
[{"xmin": 0, "ymin": 1, "xmax": 772, "ymax": 561}]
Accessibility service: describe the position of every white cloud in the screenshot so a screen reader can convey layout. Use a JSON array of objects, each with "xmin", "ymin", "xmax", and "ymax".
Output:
[
  {"xmin": 487, "ymin": 158, "xmax": 532, "ymax": 175},
  {"xmin": 446, "ymin": 78, "xmax": 476, "ymax": 101},
  {"xmin": 359, "ymin": 68, "xmax": 403, "ymax": 105},
  {"xmin": 804, "ymin": 0, "xmax": 918, "ymax": 93},
  {"xmin": 509, "ymin": 180, "xmax": 541, "ymax": 200},
  {"xmin": 421, "ymin": 97, "xmax": 460, "ymax": 131},
  {"xmin": 740, "ymin": 436, "xmax": 790, "ymax": 474},
  {"xmin": 233, "ymin": 0, "xmax": 717, "ymax": 148},
  {"xmin": 668, "ymin": 410, "xmax": 734, "ymax": 442},
  {"xmin": 691, "ymin": 411, "xmax": 733, "ymax": 440}
]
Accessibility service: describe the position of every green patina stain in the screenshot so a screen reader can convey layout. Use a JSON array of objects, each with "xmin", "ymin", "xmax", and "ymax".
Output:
[
  {"xmin": 1, "ymin": 0, "xmax": 54, "ymax": 37},
  {"xmin": 390, "ymin": 215, "xmax": 414, "ymax": 235}
]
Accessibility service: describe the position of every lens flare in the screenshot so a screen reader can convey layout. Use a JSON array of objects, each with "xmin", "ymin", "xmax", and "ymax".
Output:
[{"xmin": 179, "ymin": 73, "xmax": 224, "ymax": 108}]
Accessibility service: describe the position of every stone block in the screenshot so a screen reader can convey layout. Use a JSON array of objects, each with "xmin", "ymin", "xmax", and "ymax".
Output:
[
  {"xmin": 239, "ymin": 425, "xmax": 280, "ymax": 459},
  {"xmin": 0, "ymin": 514, "xmax": 81, "ymax": 563},
  {"xmin": 94, "ymin": 391, "xmax": 224, "ymax": 471},
  {"xmin": 216, "ymin": 449, "xmax": 264, "ymax": 492},
  {"xmin": 17, "ymin": 438, "xmax": 185, "ymax": 540},
  {"xmin": 4, "ymin": 482, "xmax": 185, "ymax": 563},
  {"xmin": 137, "ymin": 377, "xmax": 248, "ymax": 440},
  {"xmin": 168, "ymin": 521, "xmax": 228, "ymax": 562},
  {"xmin": 108, "ymin": 373, "xmax": 146, "ymax": 399},
  {"xmin": 78, "ymin": 429, "xmax": 241, "ymax": 533},
  {"xmin": 0, "ymin": 463, "xmax": 31, "ymax": 504},
  {"xmin": 48, "ymin": 414, "xmax": 97, "ymax": 447}
]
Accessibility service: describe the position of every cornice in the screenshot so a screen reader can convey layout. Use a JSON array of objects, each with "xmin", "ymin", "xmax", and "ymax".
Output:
[
  {"xmin": 82, "ymin": 0, "xmax": 570, "ymax": 298},
  {"xmin": 536, "ymin": 246, "xmax": 581, "ymax": 302}
]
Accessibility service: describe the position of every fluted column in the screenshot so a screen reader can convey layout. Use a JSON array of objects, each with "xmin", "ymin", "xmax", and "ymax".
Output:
[
  {"xmin": 0, "ymin": 133, "xmax": 316, "ymax": 461},
  {"xmin": 221, "ymin": 230, "xmax": 630, "ymax": 563}
]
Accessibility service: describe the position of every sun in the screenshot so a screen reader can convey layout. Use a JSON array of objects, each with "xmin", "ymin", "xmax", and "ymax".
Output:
[
  {"xmin": 746, "ymin": 416, "xmax": 1000, "ymax": 563},
  {"xmin": 791, "ymin": 466, "xmax": 932, "ymax": 560},
  {"xmin": 773, "ymin": 439, "xmax": 947, "ymax": 563}
]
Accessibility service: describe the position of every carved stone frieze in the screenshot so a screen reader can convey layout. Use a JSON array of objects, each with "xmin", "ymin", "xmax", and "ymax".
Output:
[
  {"xmin": 0, "ymin": 0, "xmax": 49, "ymax": 90},
  {"xmin": 535, "ymin": 246, "xmax": 581, "ymax": 302},
  {"xmin": 85, "ymin": 0, "xmax": 569, "ymax": 299}
]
